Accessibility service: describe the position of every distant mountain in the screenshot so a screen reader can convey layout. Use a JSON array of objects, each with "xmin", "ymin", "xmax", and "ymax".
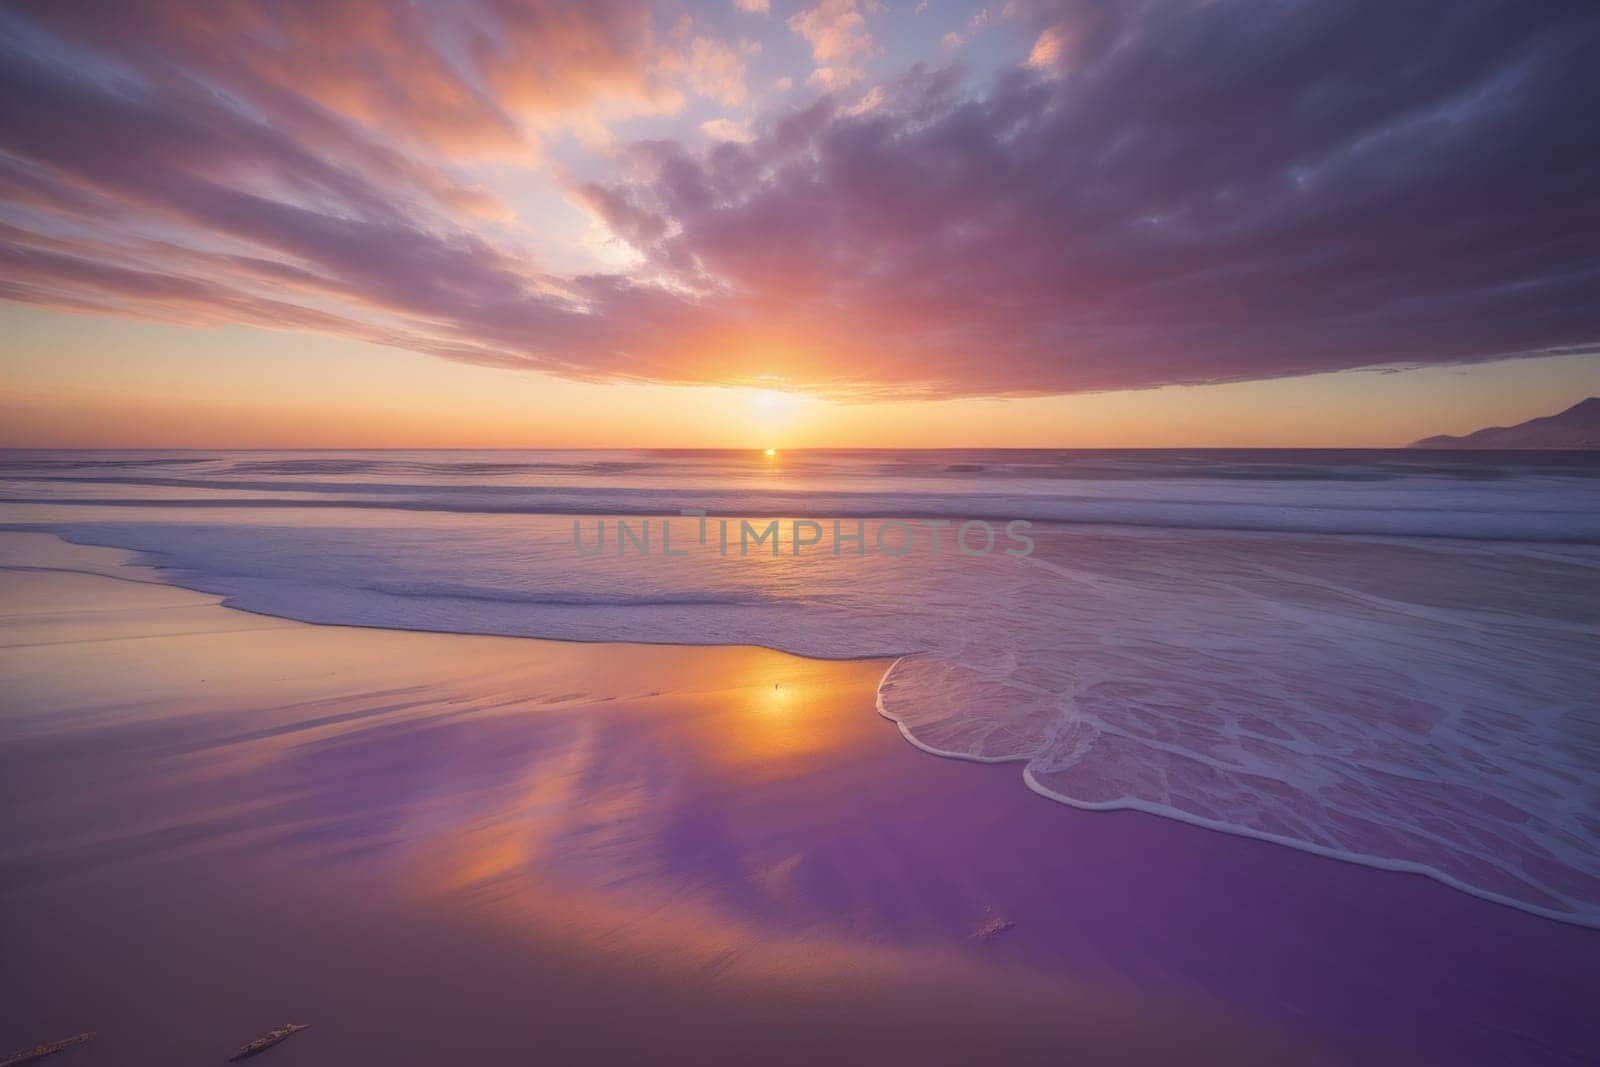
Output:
[{"xmin": 1411, "ymin": 397, "xmax": 1600, "ymax": 450}]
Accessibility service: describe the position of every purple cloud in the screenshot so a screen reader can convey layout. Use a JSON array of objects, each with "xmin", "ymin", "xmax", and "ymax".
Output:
[{"xmin": 2, "ymin": 0, "xmax": 1598, "ymax": 396}]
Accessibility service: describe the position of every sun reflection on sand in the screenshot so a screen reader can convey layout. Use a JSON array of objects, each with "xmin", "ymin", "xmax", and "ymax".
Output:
[
  {"xmin": 5, "ymin": 546, "xmax": 1299, "ymax": 1061},
  {"xmin": 9, "ymin": 535, "xmax": 1593, "ymax": 1064},
  {"xmin": 0, "ymin": 551, "xmax": 892, "ymax": 961}
]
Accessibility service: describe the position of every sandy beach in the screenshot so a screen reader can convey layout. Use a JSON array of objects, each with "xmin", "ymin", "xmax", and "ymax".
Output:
[
  {"xmin": 7, "ymin": 2, "xmax": 1600, "ymax": 1060},
  {"xmin": 1, "ymin": 531, "xmax": 1596, "ymax": 1065}
]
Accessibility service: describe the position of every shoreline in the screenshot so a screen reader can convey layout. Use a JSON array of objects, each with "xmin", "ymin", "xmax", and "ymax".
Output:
[
  {"xmin": 30, "ymin": 522, "xmax": 1597, "ymax": 931},
  {"xmin": 36, "ymin": 519, "xmax": 1588, "ymax": 933},
  {"xmin": 3, "ymin": 532, "xmax": 1599, "ymax": 1063},
  {"xmin": 884, "ymin": 655, "xmax": 1600, "ymax": 931}
]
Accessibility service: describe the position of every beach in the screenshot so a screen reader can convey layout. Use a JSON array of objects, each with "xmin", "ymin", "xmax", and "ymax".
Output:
[
  {"xmin": 6, "ymin": 3, "xmax": 1600, "ymax": 1060},
  {"xmin": 3, "ymin": 531, "xmax": 1597, "ymax": 1065},
  {"xmin": 6, "ymin": 448, "xmax": 1598, "ymax": 930}
]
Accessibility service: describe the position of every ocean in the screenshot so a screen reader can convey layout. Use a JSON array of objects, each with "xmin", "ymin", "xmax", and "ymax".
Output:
[{"xmin": 2, "ymin": 447, "xmax": 1597, "ymax": 925}]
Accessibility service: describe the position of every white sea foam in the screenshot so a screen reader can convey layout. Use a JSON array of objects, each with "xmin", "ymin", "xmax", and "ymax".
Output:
[{"xmin": 3, "ymin": 448, "xmax": 1598, "ymax": 925}]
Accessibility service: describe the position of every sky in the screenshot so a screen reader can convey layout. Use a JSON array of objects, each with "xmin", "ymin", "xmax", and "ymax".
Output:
[{"xmin": 1, "ymin": 0, "xmax": 1598, "ymax": 448}]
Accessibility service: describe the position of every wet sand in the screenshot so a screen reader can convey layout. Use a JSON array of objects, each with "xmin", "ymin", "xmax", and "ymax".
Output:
[{"xmin": 1, "ymin": 533, "xmax": 1596, "ymax": 1065}]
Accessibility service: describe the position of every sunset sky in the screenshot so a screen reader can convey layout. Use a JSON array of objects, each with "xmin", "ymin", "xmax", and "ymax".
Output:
[{"xmin": 2, "ymin": 0, "xmax": 1597, "ymax": 448}]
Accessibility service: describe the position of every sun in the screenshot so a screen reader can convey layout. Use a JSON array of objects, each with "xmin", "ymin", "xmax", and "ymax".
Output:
[{"xmin": 742, "ymin": 388, "xmax": 803, "ymax": 453}]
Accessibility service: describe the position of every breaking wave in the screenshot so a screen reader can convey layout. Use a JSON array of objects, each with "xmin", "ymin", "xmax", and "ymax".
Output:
[{"xmin": 3, "ymin": 448, "xmax": 1598, "ymax": 925}]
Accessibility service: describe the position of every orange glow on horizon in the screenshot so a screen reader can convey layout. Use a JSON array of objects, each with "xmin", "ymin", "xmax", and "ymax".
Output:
[{"xmin": 2, "ymin": 308, "xmax": 1597, "ymax": 449}]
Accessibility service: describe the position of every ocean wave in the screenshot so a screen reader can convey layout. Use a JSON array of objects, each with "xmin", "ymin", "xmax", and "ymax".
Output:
[
  {"xmin": 3, "ymin": 489, "xmax": 1597, "ymax": 542},
  {"xmin": 4, "ymin": 449, "xmax": 1598, "ymax": 927}
]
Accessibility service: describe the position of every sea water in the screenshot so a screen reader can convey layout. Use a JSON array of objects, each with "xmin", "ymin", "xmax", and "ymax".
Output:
[{"xmin": 2, "ymin": 448, "xmax": 1597, "ymax": 924}]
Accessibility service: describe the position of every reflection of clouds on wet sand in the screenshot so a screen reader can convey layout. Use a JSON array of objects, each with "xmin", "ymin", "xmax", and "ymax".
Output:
[
  {"xmin": 15, "ymin": 464, "xmax": 1598, "ymax": 925},
  {"xmin": 0, "ymin": 535, "xmax": 1306, "ymax": 1065},
  {"xmin": 5, "ymin": 534, "xmax": 1600, "ymax": 1065}
]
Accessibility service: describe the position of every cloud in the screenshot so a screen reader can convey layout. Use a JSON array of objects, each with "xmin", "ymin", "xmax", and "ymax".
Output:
[
  {"xmin": 7, "ymin": 0, "xmax": 686, "ymax": 160},
  {"xmin": 572, "ymin": 1, "xmax": 1600, "ymax": 394},
  {"xmin": 734, "ymin": 0, "xmax": 771, "ymax": 13},
  {"xmin": 788, "ymin": 0, "xmax": 879, "ymax": 91},
  {"xmin": 0, "ymin": 2, "xmax": 667, "ymax": 375},
  {"xmin": 807, "ymin": 66, "xmax": 865, "ymax": 91},
  {"xmin": 684, "ymin": 36, "xmax": 750, "ymax": 107},
  {"xmin": 1026, "ymin": 24, "xmax": 1070, "ymax": 69},
  {"xmin": 3, "ymin": 0, "xmax": 1599, "ymax": 399},
  {"xmin": 699, "ymin": 117, "xmax": 755, "ymax": 143},
  {"xmin": 841, "ymin": 86, "xmax": 887, "ymax": 116}
]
